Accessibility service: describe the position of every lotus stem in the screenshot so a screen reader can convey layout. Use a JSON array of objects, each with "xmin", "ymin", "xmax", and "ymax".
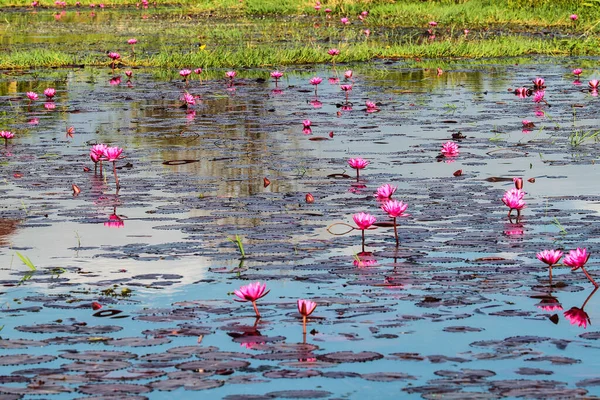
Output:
[
  {"xmin": 302, "ymin": 315, "xmax": 307, "ymax": 334},
  {"xmin": 361, "ymin": 229, "xmax": 365, "ymax": 254},
  {"xmin": 581, "ymin": 266, "xmax": 599, "ymax": 288},
  {"xmin": 252, "ymin": 301, "xmax": 261, "ymax": 318},
  {"xmin": 393, "ymin": 217, "xmax": 399, "ymax": 247},
  {"xmin": 112, "ymin": 160, "xmax": 119, "ymax": 189}
]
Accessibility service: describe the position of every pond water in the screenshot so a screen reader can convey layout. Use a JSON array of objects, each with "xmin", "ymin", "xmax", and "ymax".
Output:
[{"xmin": 2, "ymin": 51, "xmax": 600, "ymax": 399}]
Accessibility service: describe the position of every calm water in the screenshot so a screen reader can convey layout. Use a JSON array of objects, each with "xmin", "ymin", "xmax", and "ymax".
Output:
[{"xmin": 1, "ymin": 44, "xmax": 600, "ymax": 398}]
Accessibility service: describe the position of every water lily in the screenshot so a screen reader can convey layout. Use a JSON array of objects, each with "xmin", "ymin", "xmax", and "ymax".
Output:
[
  {"xmin": 532, "ymin": 77, "xmax": 545, "ymax": 89},
  {"xmin": 44, "ymin": 88, "xmax": 56, "ymax": 99},
  {"xmin": 382, "ymin": 199, "xmax": 408, "ymax": 247},
  {"xmin": 353, "ymin": 212, "xmax": 376, "ymax": 253},
  {"xmin": 270, "ymin": 70, "xmax": 283, "ymax": 86},
  {"xmin": 564, "ymin": 248, "xmax": 597, "ymax": 287},
  {"xmin": 537, "ymin": 249, "xmax": 563, "ymax": 283},
  {"xmin": 0, "ymin": 131, "xmax": 14, "ymax": 147},
  {"xmin": 502, "ymin": 188, "xmax": 525, "ymax": 221},
  {"xmin": 440, "ymin": 141, "xmax": 459, "ymax": 157},
  {"xmin": 348, "ymin": 157, "xmax": 369, "ymax": 180},
  {"xmin": 297, "ymin": 299, "xmax": 317, "ymax": 334},
  {"xmin": 570, "ymin": 14, "xmax": 578, "ymax": 21},
  {"xmin": 375, "ymin": 184, "xmax": 397, "ymax": 200},
  {"xmin": 104, "ymin": 146, "xmax": 123, "ymax": 189},
  {"xmin": 234, "ymin": 282, "xmax": 270, "ymax": 318},
  {"xmin": 514, "ymin": 87, "xmax": 529, "ymax": 98}
]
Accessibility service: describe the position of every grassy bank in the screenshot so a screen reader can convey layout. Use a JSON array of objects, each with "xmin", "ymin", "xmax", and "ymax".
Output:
[
  {"xmin": 0, "ymin": 0, "xmax": 598, "ymax": 69},
  {"xmin": 1, "ymin": 36, "xmax": 596, "ymax": 69}
]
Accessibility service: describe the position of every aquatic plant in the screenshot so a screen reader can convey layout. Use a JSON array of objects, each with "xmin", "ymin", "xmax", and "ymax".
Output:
[
  {"xmin": 309, "ymin": 76, "xmax": 322, "ymax": 96},
  {"xmin": 502, "ymin": 188, "xmax": 525, "ymax": 221},
  {"xmin": 344, "ymin": 70, "xmax": 353, "ymax": 80},
  {"xmin": 270, "ymin": 70, "xmax": 283, "ymax": 86},
  {"xmin": 440, "ymin": 141, "xmax": 459, "ymax": 157},
  {"xmin": 127, "ymin": 38, "xmax": 137, "ymax": 54},
  {"xmin": 564, "ymin": 248, "xmax": 597, "ymax": 287},
  {"xmin": 381, "ymin": 200, "xmax": 408, "ymax": 247},
  {"xmin": 226, "ymin": 70, "xmax": 236, "ymax": 86},
  {"xmin": 180, "ymin": 91, "xmax": 195, "ymax": 107},
  {"xmin": 0, "ymin": 131, "xmax": 14, "ymax": 147},
  {"xmin": 513, "ymin": 177, "xmax": 523, "ymax": 190},
  {"xmin": 179, "ymin": 69, "xmax": 191, "ymax": 85},
  {"xmin": 305, "ymin": 193, "xmax": 314, "ymax": 203},
  {"xmin": 375, "ymin": 184, "xmax": 397, "ymax": 200},
  {"xmin": 532, "ymin": 77, "xmax": 545, "ymax": 89},
  {"xmin": 89, "ymin": 143, "xmax": 107, "ymax": 174},
  {"xmin": 104, "ymin": 146, "xmax": 123, "ymax": 189},
  {"xmin": 366, "ymin": 101, "xmax": 378, "ymax": 112},
  {"xmin": 234, "ymin": 282, "xmax": 269, "ymax": 318},
  {"xmin": 536, "ymin": 249, "xmax": 563, "ymax": 283},
  {"xmin": 353, "ymin": 212, "xmax": 376, "ymax": 253},
  {"xmin": 43, "ymin": 88, "xmax": 56, "ymax": 99},
  {"xmin": 15, "ymin": 252, "xmax": 36, "ymax": 271},
  {"xmin": 569, "ymin": 128, "xmax": 600, "ymax": 147},
  {"xmin": 565, "ymin": 306, "xmax": 590, "ymax": 328},
  {"xmin": 107, "ymin": 51, "xmax": 120, "ymax": 71},
  {"xmin": 297, "ymin": 299, "xmax": 317, "ymax": 334},
  {"xmin": 340, "ymin": 84, "xmax": 352, "ymax": 102},
  {"xmin": 348, "ymin": 157, "xmax": 369, "ymax": 180},
  {"xmin": 228, "ymin": 234, "xmax": 246, "ymax": 259}
]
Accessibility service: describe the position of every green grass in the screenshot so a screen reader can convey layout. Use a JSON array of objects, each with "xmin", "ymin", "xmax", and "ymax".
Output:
[
  {"xmin": 0, "ymin": 0, "xmax": 599, "ymax": 69},
  {"xmin": 1, "ymin": 35, "xmax": 597, "ymax": 69}
]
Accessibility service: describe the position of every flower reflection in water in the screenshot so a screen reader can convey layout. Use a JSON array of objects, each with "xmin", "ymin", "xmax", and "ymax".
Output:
[{"xmin": 564, "ymin": 287, "xmax": 597, "ymax": 329}]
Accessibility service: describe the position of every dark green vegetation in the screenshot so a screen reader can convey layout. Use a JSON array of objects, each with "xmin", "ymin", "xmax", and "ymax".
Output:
[{"xmin": 0, "ymin": 0, "xmax": 599, "ymax": 68}]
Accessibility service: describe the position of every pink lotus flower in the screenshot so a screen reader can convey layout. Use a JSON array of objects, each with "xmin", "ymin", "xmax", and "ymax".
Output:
[
  {"xmin": 348, "ymin": 157, "xmax": 369, "ymax": 179},
  {"xmin": 109, "ymin": 76, "xmax": 121, "ymax": 86},
  {"xmin": 180, "ymin": 69, "xmax": 191, "ymax": 78},
  {"xmin": 340, "ymin": 17, "xmax": 349, "ymax": 25},
  {"xmin": 325, "ymin": 8, "xmax": 331, "ymax": 13},
  {"xmin": 90, "ymin": 143, "xmax": 107, "ymax": 163},
  {"xmin": 302, "ymin": 119, "xmax": 311, "ymax": 129},
  {"xmin": 532, "ymin": 77, "xmax": 545, "ymax": 88},
  {"xmin": 573, "ymin": 68, "xmax": 582, "ymax": 76},
  {"xmin": 589, "ymin": 80, "xmax": 599, "ymax": 90},
  {"xmin": 0, "ymin": 131, "xmax": 14, "ymax": 146},
  {"xmin": 26, "ymin": 92, "xmax": 38, "ymax": 101},
  {"xmin": 234, "ymin": 281, "xmax": 270, "ymax": 318},
  {"xmin": 514, "ymin": 87, "xmax": 529, "ymax": 98},
  {"xmin": 344, "ymin": 70, "xmax": 353, "ymax": 79},
  {"xmin": 364, "ymin": 29, "xmax": 371, "ymax": 37},
  {"xmin": 382, "ymin": 199, "xmax": 408, "ymax": 247},
  {"xmin": 537, "ymin": 249, "xmax": 563, "ymax": 283},
  {"xmin": 502, "ymin": 188, "xmax": 525, "ymax": 220},
  {"xmin": 44, "ymin": 102, "xmax": 55, "ymax": 110},
  {"xmin": 366, "ymin": 101, "xmax": 378, "ymax": 112},
  {"xmin": 297, "ymin": 299, "xmax": 317, "ymax": 317},
  {"xmin": 127, "ymin": 38, "xmax": 137, "ymax": 45},
  {"xmin": 538, "ymin": 303, "xmax": 563, "ymax": 312},
  {"xmin": 375, "ymin": 184, "xmax": 396, "ymax": 200},
  {"xmin": 327, "ymin": 48, "xmax": 340, "ymax": 56},
  {"xmin": 181, "ymin": 92, "xmax": 195, "ymax": 106},
  {"xmin": 353, "ymin": 212, "xmax": 376, "ymax": 230},
  {"xmin": 108, "ymin": 52, "xmax": 120, "ymax": 61},
  {"xmin": 570, "ymin": 14, "xmax": 578, "ymax": 21},
  {"xmin": 361, "ymin": 10, "xmax": 368, "ymax": 17},
  {"xmin": 382, "ymin": 199, "xmax": 408, "ymax": 218},
  {"xmin": 563, "ymin": 248, "xmax": 589, "ymax": 270},
  {"xmin": 298, "ymin": 298, "xmax": 317, "ymax": 334},
  {"xmin": 226, "ymin": 71, "xmax": 237, "ymax": 79},
  {"xmin": 563, "ymin": 248, "xmax": 596, "ymax": 289},
  {"xmin": 104, "ymin": 146, "xmax": 122, "ymax": 162},
  {"xmin": 125, "ymin": 70, "xmax": 133, "ymax": 78},
  {"xmin": 310, "ymin": 77, "xmax": 322, "ymax": 86},
  {"xmin": 440, "ymin": 141, "xmax": 459, "ymax": 157},
  {"xmin": 44, "ymin": 88, "xmax": 56, "ymax": 99},
  {"xmin": 564, "ymin": 307, "xmax": 589, "ymax": 328},
  {"xmin": 340, "ymin": 84, "xmax": 352, "ymax": 91},
  {"xmin": 533, "ymin": 90, "xmax": 545, "ymax": 103},
  {"xmin": 194, "ymin": 68, "xmax": 202, "ymax": 74},
  {"xmin": 429, "ymin": 21, "xmax": 437, "ymax": 26},
  {"xmin": 314, "ymin": 4, "xmax": 321, "ymax": 11},
  {"xmin": 270, "ymin": 70, "xmax": 283, "ymax": 80}
]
